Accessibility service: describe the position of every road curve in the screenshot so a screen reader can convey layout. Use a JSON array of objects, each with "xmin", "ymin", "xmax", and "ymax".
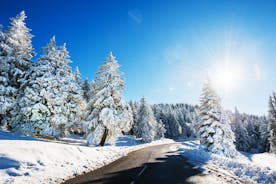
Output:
[{"xmin": 62, "ymin": 143, "xmax": 235, "ymax": 184}]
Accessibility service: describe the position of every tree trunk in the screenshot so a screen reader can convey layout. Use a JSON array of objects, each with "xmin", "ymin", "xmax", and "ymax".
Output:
[{"xmin": 99, "ymin": 127, "xmax": 108, "ymax": 146}]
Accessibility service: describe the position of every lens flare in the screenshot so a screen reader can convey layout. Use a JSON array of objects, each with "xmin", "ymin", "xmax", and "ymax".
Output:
[{"xmin": 211, "ymin": 64, "xmax": 243, "ymax": 93}]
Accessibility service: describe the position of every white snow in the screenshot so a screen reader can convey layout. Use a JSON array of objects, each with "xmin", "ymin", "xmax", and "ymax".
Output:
[
  {"xmin": 178, "ymin": 140, "xmax": 276, "ymax": 184},
  {"xmin": 0, "ymin": 130, "xmax": 174, "ymax": 184},
  {"xmin": 85, "ymin": 53, "xmax": 133, "ymax": 145}
]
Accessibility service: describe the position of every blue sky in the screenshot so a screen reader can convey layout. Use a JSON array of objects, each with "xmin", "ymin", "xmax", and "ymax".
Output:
[{"xmin": 0, "ymin": 0, "xmax": 275, "ymax": 115}]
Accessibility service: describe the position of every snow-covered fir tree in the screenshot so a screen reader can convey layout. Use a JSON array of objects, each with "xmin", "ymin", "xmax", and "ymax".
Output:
[
  {"xmin": 134, "ymin": 97, "xmax": 161, "ymax": 142},
  {"xmin": 74, "ymin": 66, "xmax": 81, "ymax": 86},
  {"xmin": 6, "ymin": 11, "xmax": 34, "ymax": 63},
  {"xmin": 156, "ymin": 119, "xmax": 166, "ymax": 138},
  {"xmin": 231, "ymin": 108, "xmax": 251, "ymax": 151},
  {"xmin": 0, "ymin": 25, "xmax": 15, "ymax": 127},
  {"xmin": 5, "ymin": 11, "xmax": 34, "ymax": 90},
  {"xmin": 0, "ymin": 11, "xmax": 34, "ymax": 126},
  {"xmin": 69, "ymin": 67, "xmax": 86, "ymax": 134},
  {"xmin": 85, "ymin": 52, "xmax": 133, "ymax": 146},
  {"xmin": 245, "ymin": 115, "xmax": 269, "ymax": 152},
  {"xmin": 11, "ymin": 37, "xmax": 83, "ymax": 137},
  {"xmin": 129, "ymin": 100, "xmax": 140, "ymax": 135},
  {"xmin": 258, "ymin": 115, "xmax": 270, "ymax": 152},
  {"xmin": 269, "ymin": 93, "xmax": 276, "ymax": 153},
  {"xmin": 198, "ymin": 79, "xmax": 237, "ymax": 157},
  {"xmin": 152, "ymin": 103, "xmax": 198, "ymax": 138},
  {"xmin": 82, "ymin": 79, "xmax": 90, "ymax": 102},
  {"xmin": 229, "ymin": 106, "xmax": 270, "ymax": 153}
]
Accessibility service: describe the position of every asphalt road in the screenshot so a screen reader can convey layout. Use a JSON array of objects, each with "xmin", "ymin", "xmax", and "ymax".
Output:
[{"xmin": 63, "ymin": 143, "xmax": 235, "ymax": 184}]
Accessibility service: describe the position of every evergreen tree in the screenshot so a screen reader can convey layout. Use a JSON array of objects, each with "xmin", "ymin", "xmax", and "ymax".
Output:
[
  {"xmin": 6, "ymin": 11, "xmax": 34, "ymax": 89},
  {"xmin": 129, "ymin": 100, "xmax": 140, "ymax": 135},
  {"xmin": 1, "ymin": 11, "xmax": 34, "ymax": 126},
  {"xmin": 82, "ymin": 79, "xmax": 90, "ymax": 102},
  {"xmin": 74, "ymin": 66, "xmax": 81, "ymax": 86},
  {"xmin": 231, "ymin": 108, "xmax": 251, "ymax": 151},
  {"xmin": 11, "ymin": 37, "xmax": 82, "ymax": 137},
  {"xmin": 135, "ymin": 97, "xmax": 159, "ymax": 142},
  {"xmin": 85, "ymin": 52, "xmax": 133, "ymax": 146},
  {"xmin": 269, "ymin": 93, "xmax": 276, "ymax": 153},
  {"xmin": 259, "ymin": 115, "xmax": 270, "ymax": 152},
  {"xmin": 198, "ymin": 79, "xmax": 237, "ymax": 157},
  {"xmin": 0, "ymin": 25, "xmax": 15, "ymax": 127},
  {"xmin": 156, "ymin": 119, "xmax": 166, "ymax": 139},
  {"xmin": 235, "ymin": 120, "xmax": 251, "ymax": 151},
  {"xmin": 152, "ymin": 103, "xmax": 199, "ymax": 138}
]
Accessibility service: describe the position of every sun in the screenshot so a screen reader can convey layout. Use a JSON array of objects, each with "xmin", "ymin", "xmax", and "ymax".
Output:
[{"xmin": 211, "ymin": 63, "xmax": 243, "ymax": 93}]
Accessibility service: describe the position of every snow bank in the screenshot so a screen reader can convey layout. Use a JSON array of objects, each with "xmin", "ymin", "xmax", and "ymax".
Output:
[
  {"xmin": 0, "ymin": 130, "xmax": 173, "ymax": 184},
  {"xmin": 179, "ymin": 140, "xmax": 276, "ymax": 184}
]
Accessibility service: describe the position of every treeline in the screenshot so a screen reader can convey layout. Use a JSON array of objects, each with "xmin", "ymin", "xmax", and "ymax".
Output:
[
  {"xmin": 129, "ymin": 100, "xmax": 271, "ymax": 153},
  {"xmin": 229, "ymin": 109, "xmax": 270, "ymax": 153}
]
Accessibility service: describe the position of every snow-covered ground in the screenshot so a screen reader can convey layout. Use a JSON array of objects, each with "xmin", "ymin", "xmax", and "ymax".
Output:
[
  {"xmin": 178, "ymin": 140, "xmax": 276, "ymax": 184},
  {"xmin": 0, "ymin": 130, "xmax": 173, "ymax": 184},
  {"xmin": 2, "ymin": 130, "xmax": 276, "ymax": 184}
]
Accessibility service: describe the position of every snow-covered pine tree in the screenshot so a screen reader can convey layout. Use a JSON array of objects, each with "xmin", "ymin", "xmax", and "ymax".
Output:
[
  {"xmin": 198, "ymin": 79, "xmax": 237, "ymax": 157},
  {"xmin": 231, "ymin": 108, "xmax": 251, "ymax": 151},
  {"xmin": 5, "ymin": 11, "xmax": 34, "ymax": 90},
  {"xmin": 235, "ymin": 119, "xmax": 251, "ymax": 152},
  {"xmin": 135, "ymin": 97, "xmax": 159, "ymax": 142},
  {"xmin": 6, "ymin": 11, "xmax": 34, "ymax": 62},
  {"xmin": 1, "ymin": 11, "xmax": 34, "ymax": 126},
  {"xmin": 11, "ymin": 37, "xmax": 83, "ymax": 137},
  {"xmin": 259, "ymin": 115, "xmax": 270, "ymax": 152},
  {"xmin": 82, "ymin": 79, "xmax": 90, "ymax": 102},
  {"xmin": 129, "ymin": 100, "xmax": 140, "ymax": 135},
  {"xmin": 0, "ymin": 25, "xmax": 15, "ymax": 127},
  {"xmin": 74, "ymin": 66, "xmax": 81, "ymax": 86},
  {"xmin": 151, "ymin": 103, "xmax": 198, "ymax": 138},
  {"xmin": 68, "ymin": 66, "xmax": 86, "ymax": 134},
  {"xmin": 268, "ymin": 93, "xmax": 276, "ymax": 153},
  {"xmin": 155, "ymin": 119, "xmax": 166, "ymax": 139},
  {"xmin": 85, "ymin": 52, "xmax": 133, "ymax": 146},
  {"xmin": 231, "ymin": 108, "xmax": 248, "ymax": 151}
]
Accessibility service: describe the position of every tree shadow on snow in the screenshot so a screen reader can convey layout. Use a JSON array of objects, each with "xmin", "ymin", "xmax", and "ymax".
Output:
[
  {"xmin": 0, "ymin": 130, "xmax": 37, "ymax": 141},
  {"xmin": 0, "ymin": 156, "xmax": 20, "ymax": 170},
  {"xmin": 115, "ymin": 136, "xmax": 142, "ymax": 147},
  {"xmin": 177, "ymin": 142, "xmax": 212, "ymax": 169},
  {"xmin": 240, "ymin": 151, "xmax": 253, "ymax": 161}
]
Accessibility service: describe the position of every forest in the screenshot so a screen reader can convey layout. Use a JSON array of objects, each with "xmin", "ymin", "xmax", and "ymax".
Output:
[{"xmin": 0, "ymin": 11, "xmax": 275, "ymax": 157}]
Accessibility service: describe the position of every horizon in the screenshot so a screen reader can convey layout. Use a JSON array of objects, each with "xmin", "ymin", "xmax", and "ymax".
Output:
[{"xmin": 1, "ymin": 0, "xmax": 275, "ymax": 115}]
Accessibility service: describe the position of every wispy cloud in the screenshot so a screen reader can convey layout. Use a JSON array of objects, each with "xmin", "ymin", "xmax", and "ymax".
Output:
[{"xmin": 128, "ymin": 9, "xmax": 143, "ymax": 24}]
